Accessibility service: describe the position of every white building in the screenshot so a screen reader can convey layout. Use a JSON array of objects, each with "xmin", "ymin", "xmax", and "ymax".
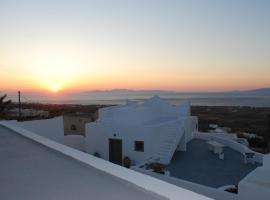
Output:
[{"xmin": 85, "ymin": 96, "xmax": 198, "ymax": 165}]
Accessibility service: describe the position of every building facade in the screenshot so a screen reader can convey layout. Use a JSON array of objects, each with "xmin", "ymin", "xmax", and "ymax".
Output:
[{"xmin": 86, "ymin": 96, "xmax": 198, "ymax": 165}]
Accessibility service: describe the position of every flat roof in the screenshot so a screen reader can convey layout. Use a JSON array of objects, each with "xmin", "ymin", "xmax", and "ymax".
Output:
[
  {"xmin": 0, "ymin": 125, "xmax": 166, "ymax": 200},
  {"xmin": 166, "ymin": 139, "xmax": 260, "ymax": 188}
]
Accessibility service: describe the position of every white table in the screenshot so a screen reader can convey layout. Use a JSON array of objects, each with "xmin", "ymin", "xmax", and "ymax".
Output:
[{"xmin": 207, "ymin": 140, "xmax": 224, "ymax": 154}]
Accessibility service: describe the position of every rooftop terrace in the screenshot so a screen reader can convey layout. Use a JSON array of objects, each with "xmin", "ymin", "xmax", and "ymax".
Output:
[
  {"xmin": 166, "ymin": 139, "xmax": 260, "ymax": 188},
  {"xmin": 0, "ymin": 125, "xmax": 166, "ymax": 200}
]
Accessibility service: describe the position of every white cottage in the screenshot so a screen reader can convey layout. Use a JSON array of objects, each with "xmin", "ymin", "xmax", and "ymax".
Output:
[{"xmin": 85, "ymin": 96, "xmax": 198, "ymax": 165}]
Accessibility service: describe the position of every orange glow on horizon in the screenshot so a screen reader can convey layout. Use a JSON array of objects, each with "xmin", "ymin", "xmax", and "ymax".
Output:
[
  {"xmin": 1, "ymin": 43, "xmax": 270, "ymax": 93},
  {"xmin": 1, "ymin": 1, "xmax": 270, "ymax": 95}
]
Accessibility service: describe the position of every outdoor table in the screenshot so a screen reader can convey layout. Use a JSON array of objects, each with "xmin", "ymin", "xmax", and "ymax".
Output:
[{"xmin": 207, "ymin": 140, "xmax": 224, "ymax": 154}]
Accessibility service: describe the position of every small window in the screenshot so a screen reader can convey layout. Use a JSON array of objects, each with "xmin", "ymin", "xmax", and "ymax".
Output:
[
  {"xmin": 134, "ymin": 141, "xmax": 144, "ymax": 152},
  {"xmin": 71, "ymin": 124, "xmax": 77, "ymax": 131}
]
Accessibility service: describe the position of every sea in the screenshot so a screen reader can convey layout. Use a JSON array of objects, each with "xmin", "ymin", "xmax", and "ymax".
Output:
[{"xmin": 7, "ymin": 92, "xmax": 270, "ymax": 107}]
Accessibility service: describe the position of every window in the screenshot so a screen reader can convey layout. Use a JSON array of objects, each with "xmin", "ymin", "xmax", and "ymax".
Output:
[
  {"xmin": 71, "ymin": 124, "xmax": 77, "ymax": 131},
  {"xmin": 134, "ymin": 141, "xmax": 144, "ymax": 152}
]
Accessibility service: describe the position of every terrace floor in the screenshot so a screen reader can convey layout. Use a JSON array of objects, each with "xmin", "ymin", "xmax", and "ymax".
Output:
[{"xmin": 166, "ymin": 139, "xmax": 260, "ymax": 188}]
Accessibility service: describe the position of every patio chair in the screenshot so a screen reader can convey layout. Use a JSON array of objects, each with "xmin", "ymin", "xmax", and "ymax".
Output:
[{"xmin": 244, "ymin": 152, "xmax": 255, "ymax": 164}]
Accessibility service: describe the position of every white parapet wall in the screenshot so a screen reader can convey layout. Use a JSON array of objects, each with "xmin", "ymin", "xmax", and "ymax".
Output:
[
  {"xmin": 6, "ymin": 117, "xmax": 85, "ymax": 151},
  {"xmin": 237, "ymin": 153, "xmax": 270, "ymax": 200},
  {"xmin": 238, "ymin": 166, "xmax": 270, "ymax": 200},
  {"xmin": 263, "ymin": 153, "xmax": 270, "ymax": 167},
  {"xmin": 63, "ymin": 135, "xmax": 85, "ymax": 151},
  {"xmin": 7, "ymin": 117, "xmax": 64, "ymax": 143},
  {"xmin": 0, "ymin": 121, "xmax": 212, "ymax": 200}
]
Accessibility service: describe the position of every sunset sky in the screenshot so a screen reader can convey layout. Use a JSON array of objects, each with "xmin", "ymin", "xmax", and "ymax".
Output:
[{"xmin": 0, "ymin": 0, "xmax": 270, "ymax": 93}]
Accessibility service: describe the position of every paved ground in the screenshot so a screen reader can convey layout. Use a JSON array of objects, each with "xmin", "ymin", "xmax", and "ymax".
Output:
[
  {"xmin": 166, "ymin": 139, "xmax": 260, "ymax": 188},
  {"xmin": 0, "ymin": 125, "xmax": 165, "ymax": 200}
]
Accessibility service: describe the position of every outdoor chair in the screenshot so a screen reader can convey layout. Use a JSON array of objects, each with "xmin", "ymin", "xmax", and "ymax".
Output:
[{"xmin": 244, "ymin": 152, "xmax": 255, "ymax": 164}]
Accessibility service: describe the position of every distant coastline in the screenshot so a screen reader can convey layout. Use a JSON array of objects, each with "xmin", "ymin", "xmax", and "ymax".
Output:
[{"xmin": 4, "ymin": 87, "xmax": 270, "ymax": 107}]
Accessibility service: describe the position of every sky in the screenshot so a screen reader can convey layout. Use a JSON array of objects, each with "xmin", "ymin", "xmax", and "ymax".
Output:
[{"xmin": 0, "ymin": 0, "xmax": 270, "ymax": 93}]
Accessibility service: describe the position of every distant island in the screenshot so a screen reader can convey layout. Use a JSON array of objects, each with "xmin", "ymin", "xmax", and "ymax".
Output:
[
  {"xmin": 4, "ymin": 87, "xmax": 270, "ymax": 107},
  {"xmin": 227, "ymin": 88, "xmax": 270, "ymax": 96},
  {"xmin": 79, "ymin": 87, "xmax": 270, "ymax": 97}
]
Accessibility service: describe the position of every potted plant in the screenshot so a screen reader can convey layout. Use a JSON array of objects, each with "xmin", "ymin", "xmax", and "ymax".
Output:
[
  {"xmin": 149, "ymin": 163, "xmax": 165, "ymax": 174},
  {"xmin": 225, "ymin": 185, "xmax": 238, "ymax": 194},
  {"xmin": 123, "ymin": 156, "xmax": 131, "ymax": 168},
  {"xmin": 93, "ymin": 152, "xmax": 101, "ymax": 158}
]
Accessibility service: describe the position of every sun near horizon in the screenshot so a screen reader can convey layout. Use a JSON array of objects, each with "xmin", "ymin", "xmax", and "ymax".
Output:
[
  {"xmin": 1, "ymin": 1, "xmax": 270, "ymax": 94},
  {"xmin": 48, "ymin": 85, "xmax": 61, "ymax": 93}
]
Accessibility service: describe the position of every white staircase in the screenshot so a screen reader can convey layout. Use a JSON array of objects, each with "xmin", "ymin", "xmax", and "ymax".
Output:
[{"xmin": 155, "ymin": 125, "xmax": 184, "ymax": 164}]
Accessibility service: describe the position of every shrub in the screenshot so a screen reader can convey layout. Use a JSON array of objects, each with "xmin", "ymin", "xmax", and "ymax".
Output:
[
  {"xmin": 149, "ymin": 163, "xmax": 165, "ymax": 174},
  {"xmin": 123, "ymin": 156, "xmax": 131, "ymax": 168},
  {"xmin": 93, "ymin": 152, "xmax": 101, "ymax": 158}
]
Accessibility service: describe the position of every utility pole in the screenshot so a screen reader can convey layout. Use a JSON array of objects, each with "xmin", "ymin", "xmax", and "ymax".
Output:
[{"xmin": 18, "ymin": 90, "xmax": 21, "ymax": 120}]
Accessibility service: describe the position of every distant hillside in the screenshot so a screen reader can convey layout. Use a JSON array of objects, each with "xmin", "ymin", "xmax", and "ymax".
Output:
[
  {"xmin": 80, "ymin": 88, "xmax": 270, "ymax": 96},
  {"xmin": 81, "ymin": 89, "xmax": 176, "ymax": 97},
  {"xmin": 228, "ymin": 88, "xmax": 270, "ymax": 96}
]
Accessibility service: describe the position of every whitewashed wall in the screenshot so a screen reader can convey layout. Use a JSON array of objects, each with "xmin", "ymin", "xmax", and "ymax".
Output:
[
  {"xmin": 8, "ymin": 117, "xmax": 85, "ymax": 151},
  {"xmin": 238, "ymin": 167, "xmax": 270, "ymax": 200},
  {"xmin": 238, "ymin": 154, "xmax": 270, "ymax": 200},
  {"xmin": 86, "ymin": 122, "xmax": 159, "ymax": 164},
  {"xmin": 64, "ymin": 135, "xmax": 85, "ymax": 151},
  {"xmin": 86, "ymin": 97, "xmax": 192, "ymax": 164},
  {"xmin": 86, "ymin": 119, "xmax": 188, "ymax": 165},
  {"xmin": 9, "ymin": 117, "xmax": 64, "ymax": 143},
  {"xmin": 263, "ymin": 153, "xmax": 270, "ymax": 167}
]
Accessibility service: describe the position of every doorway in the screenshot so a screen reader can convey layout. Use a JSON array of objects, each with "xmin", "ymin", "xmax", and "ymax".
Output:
[{"xmin": 109, "ymin": 139, "xmax": 122, "ymax": 165}]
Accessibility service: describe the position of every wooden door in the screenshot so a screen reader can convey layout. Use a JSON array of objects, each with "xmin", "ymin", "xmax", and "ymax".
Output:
[{"xmin": 109, "ymin": 139, "xmax": 122, "ymax": 165}]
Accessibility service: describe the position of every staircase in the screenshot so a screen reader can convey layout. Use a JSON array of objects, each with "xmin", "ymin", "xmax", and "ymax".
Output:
[{"xmin": 155, "ymin": 124, "xmax": 184, "ymax": 165}]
